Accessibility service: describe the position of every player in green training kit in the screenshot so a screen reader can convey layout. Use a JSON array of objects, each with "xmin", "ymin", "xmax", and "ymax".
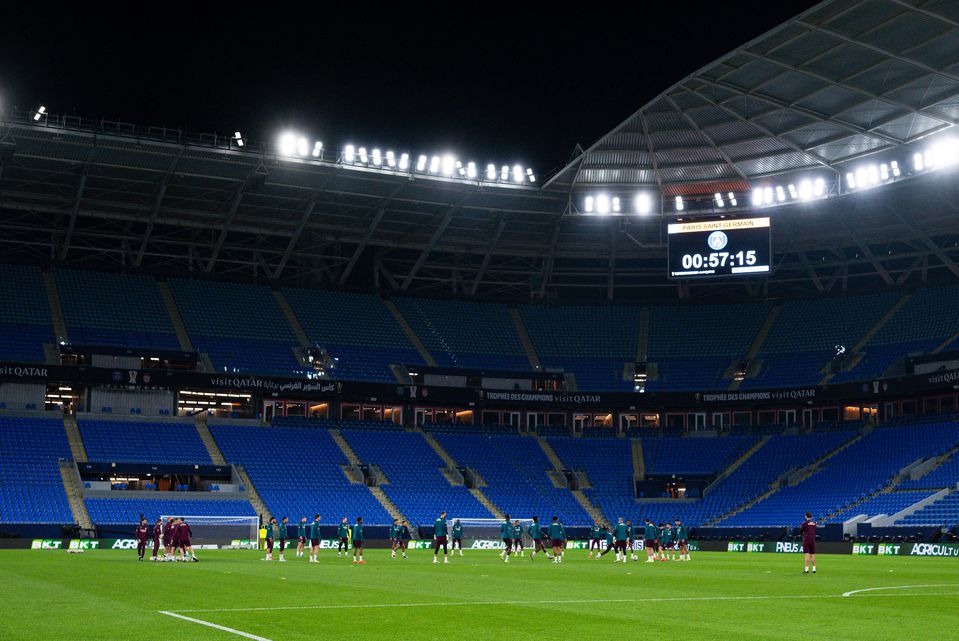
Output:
[
  {"xmin": 263, "ymin": 517, "xmax": 277, "ymax": 561},
  {"xmin": 296, "ymin": 517, "xmax": 307, "ymax": 558},
  {"xmin": 528, "ymin": 516, "xmax": 549, "ymax": 561},
  {"xmin": 598, "ymin": 525, "xmax": 615, "ymax": 559},
  {"xmin": 390, "ymin": 519, "xmax": 400, "ymax": 559},
  {"xmin": 433, "ymin": 511, "xmax": 450, "ymax": 564},
  {"xmin": 351, "ymin": 517, "xmax": 365, "ymax": 564},
  {"xmin": 397, "ymin": 520, "xmax": 411, "ymax": 558},
  {"xmin": 451, "ymin": 519, "xmax": 464, "ymax": 556},
  {"xmin": 337, "ymin": 517, "xmax": 350, "ymax": 557},
  {"xmin": 643, "ymin": 519, "xmax": 658, "ymax": 563},
  {"xmin": 674, "ymin": 519, "xmax": 690, "ymax": 561},
  {"xmin": 513, "ymin": 520, "xmax": 524, "ymax": 557},
  {"xmin": 626, "ymin": 519, "xmax": 638, "ymax": 561},
  {"xmin": 548, "ymin": 516, "xmax": 566, "ymax": 563},
  {"xmin": 588, "ymin": 522, "xmax": 603, "ymax": 558},
  {"xmin": 309, "ymin": 514, "xmax": 321, "ymax": 563},
  {"xmin": 499, "ymin": 514, "xmax": 513, "ymax": 563},
  {"xmin": 660, "ymin": 522, "xmax": 674, "ymax": 561},
  {"xmin": 612, "ymin": 517, "xmax": 629, "ymax": 563}
]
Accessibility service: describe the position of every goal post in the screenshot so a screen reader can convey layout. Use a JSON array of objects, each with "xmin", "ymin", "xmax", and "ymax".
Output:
[
  {"xmin": 160, "ymin": 515, "xmax": 259, "ymax": 547},
  {"xmin": 448, "ymin": 517, "xmax": 535, "ymax": 550}
]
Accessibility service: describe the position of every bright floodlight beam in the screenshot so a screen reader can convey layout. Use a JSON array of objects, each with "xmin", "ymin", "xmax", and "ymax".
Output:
[
  {"xmin": 675, "ymin": 196, "xmax": 684, "ymax": 211},
  {"xmin": 33, "ymin": 105, "xmax": 46, "ymax": 121},
  {"xmin": 634, "ymin": 193, "xmax": 652, "ymax": 215},
  {"xmin": 344, "ymin": 144, "xmax": 356, "ymax": 163},
  {"xmin": 234, "ymin": 131, "xmax": 244, "ymax": 147},
  {"xmin": 466, "ymin": 162, "xmax": 477, "ymax": 178},
  {"xmin": 279, "ymin": 132, "xmax": 297, "ymax": 157},
  {"xmin": 312, "ymin": 142, "xmax": 323, "ymax": 158},
  {"xmin": 399, "ymin": 153, "xmax": 410, "ymax": 170}
]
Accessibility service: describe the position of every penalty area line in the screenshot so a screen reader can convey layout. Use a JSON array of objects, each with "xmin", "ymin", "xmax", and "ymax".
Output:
[
  {"xmin": 841, "ymin": 584, "xmax": 959, "ymax": 597},
  {"xmin": 159, "ymin": 610, "xmax": 273, "ymax": 641}
]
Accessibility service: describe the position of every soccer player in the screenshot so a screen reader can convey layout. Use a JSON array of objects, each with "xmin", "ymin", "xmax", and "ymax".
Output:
[
  {"xmin": 801, "ymin": 512, "xmax": 817, "ymax": 574},
  {"xmin": 351, "ymin": 517, "xmax": 365, "ymax": 564},
  {"xmin": 179, "ymin": 517, "xmax": 197, "ymax": 562},
  {"xmin": 135, "ymin": 518, "xmax": 149, "ymax": 561},
  {"xmin": 337, "ymin": 517, "xmax": 350, "ymax": 557},
  {"xmin": 162, "ymin": 516, "xmax": 174, "ymax": 561},
  {"xmin": 548, "ymin": 516, "xmax": 566, "ymax": 563},
  {"xmin": 309, "ymin": 514, "xmax": 321, "ymax": 563},
  {"xmin": 433, "ymin": 511, "xmax": 450, "ymax": 564},
  {"xmin": 626, "ymin": 519, "xmax": 638, "ymax": 561},
  {"xmin": 297, "ymin": 517, "xmax": 308, "ymax": 558},
  {"xmin": 277, "ymin": 517, "xmax": 289, "ymax": 562},
  {"xmin": 390, "ymin": 519, "xmax": 400, "ymax": 559},
  {"xmin": 499, "ymin": 514, "xmax": 513, "ymax": 563},
  {"xmin": 397, "ymin": 520, "xmax": 411, "ymax": 559},
  {"xmin": 451, "ymin": 519, "xmax": 464, "ymax": 557},
  {"xmin": 512, "ymin": 520, "xmax": 524, "ymax": 557},
  {"xmin": 612, "ymin": 517, "xmax": 629, "ymax": 563},
  {"xmin": 598, "ymin": 525, "xmax": 615, "ymax": 559},
  {"xmin": 643, "ymin": 519, "xmax": 658, "ymax": 563},
  {"xmin": 170, "ymin": 516, "xmax": 182, "ymax": 561},
  {"xmin": 660, "ymin": 522, "xmax": 674, "ymax": 561},
  {"xmin": 151, "ymin": 517, "xmax": 162, "ymax": 561},
  {"xmin": 587, "ymin": 522, "xmax": 602, "ymax": 558},
  {"xmin": 539, "ymin": 522, "xmax": 551, "ymax": 558},
  {"xmin": 674, "ymin": 519, "xmax": 690, "ymax": 561},
  {"xmin": 528, "ymin": 516, "xmax": 546, "ymax": 561},
  {"xmin": 263, "ymin": 517, "xmax": 277, "ymax": 561}
]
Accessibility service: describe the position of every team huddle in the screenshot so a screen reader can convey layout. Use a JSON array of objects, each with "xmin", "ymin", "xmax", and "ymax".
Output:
[
  {"xmin": 587, "ymin": 518, "xmax": 691, "ymax": 563},
  {"xmin": 134, "ymin": 516, "xmax": 198, "ymax": 562}
]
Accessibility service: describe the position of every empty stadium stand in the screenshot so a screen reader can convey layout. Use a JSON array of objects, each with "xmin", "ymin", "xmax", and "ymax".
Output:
[
  {"xmin": 642, "ymin": 434, "xmax": 757, "ymax": 476},
  {"xmin": 0, "ymin": 264, "xmax": 55, "ymax": 363},
  {"xmin": 897, "ymin": 492, "xmax": 959, "ymax": 527},
  {"xmin": 548, "ymin": 435, "xmax": 634, "ymax": 522},
  {"xmin": 79, "ymin": 419, "xmax": 212, "ymax": 465},
  {"xmin": 84, "ymin": 498, "xmax": 255, "ymax": 524},
  {"xmin": 0, "ymin": 415, "xmax": 73, "ymax": 523}
]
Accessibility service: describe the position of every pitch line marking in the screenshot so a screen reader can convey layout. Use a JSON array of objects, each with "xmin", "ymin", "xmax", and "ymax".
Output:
[
  {"xmin": 159, "ymin": 611, "xmax": 274, "ymax": 641},
  {"xmin": 841, "ymin": 584, "xmax": 959, "ymax": 597},
  {"xmin": 167, "ymin": 591, "xmax": 959, "ymax": 614}
]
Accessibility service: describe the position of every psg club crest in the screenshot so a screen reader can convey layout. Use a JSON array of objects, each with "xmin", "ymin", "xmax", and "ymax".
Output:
[{"xmin": 707, "ymin": 231, "xmax": 728, "ymax": 251}]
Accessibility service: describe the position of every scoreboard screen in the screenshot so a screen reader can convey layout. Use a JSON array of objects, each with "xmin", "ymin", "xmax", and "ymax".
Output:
[{"xmin": 667, "ymin": 217, "xmax": 771, "ymax": 279}]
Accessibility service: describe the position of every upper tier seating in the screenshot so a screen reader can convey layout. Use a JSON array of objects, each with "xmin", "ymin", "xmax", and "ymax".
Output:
[
  {"xmin": 832, "ymin": 491, "xmax": 936, "ymax": 521},
  {"xmin": 646, "ymin": 303, "xmax": 771, "ymax": 392},
  {"xmin": 520, "ymin": 305, "xmax": 641, "ymax": 391},
  {"xmin": 434, "ymin": 432, "xmax": 591, "ymax": 525},
  {"xmin": 79, "ymin": 419, "xmax": 212, "ymax": 464},
  {"xmin": 720, "ymin": 421, "xmax": 959, "ymax": 526},
  {"xmin": 642, "ymin": 435, "xmax": 757, "ymax": 476},
  {"xmin": 169, "ymin": 279, "xmax": 301, "ymax": 375},
  {"xmin": 0, "ymin": 264, "xmax": 54, "ymax": 363},
  {"xmin": 84, "ymin": 498, "xmax": 255, "ymax": 524},
  {"xmin": 341, "ymin": 429, "xmax": 492, "ymax": 525},
  {"xmin": 743, "ymin": 291, "xmax": 899, "ymax": 388},
  {"xmin": 283, "ymin": 288, "xmax": 421, "ymax": 383},
  {"xmin": 55, "ymin": 269, "xmax": 179, "ymax": 349},
  {"xmin": 834, "ymin": 285, "xmax": 959, "ymax": 382},
  {"xmin": 210, "ymin": 423, "xmax": 391, "ymax": 524},
  {"xmin": 0, "ymin": 416, "xmax": 73, "ymax": 523},
  {"xmin": 899, "ymin": 450, "xmax": 959, "ymax": 490},
  {"xmin": 896, "ymin": 492, "xmax": 959, "ymax": 527},
  {"xmin": 394, "ymin": 297, "xmax": 530, "ymax": 371}
]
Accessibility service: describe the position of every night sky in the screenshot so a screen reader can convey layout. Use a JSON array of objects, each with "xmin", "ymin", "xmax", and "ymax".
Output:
[{"xmin": 1, "ymin": 2, "xmax": 817, "ymax": 179}]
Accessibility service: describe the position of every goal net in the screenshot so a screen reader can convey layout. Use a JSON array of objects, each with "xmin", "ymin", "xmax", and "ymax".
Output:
[
  {"xmin": 160, "ymin": 515, "xmax": 259, "ymax": 547},
  {"xmin": 449, "ymin": 517, "xmax": 535, "ymax": 550}
]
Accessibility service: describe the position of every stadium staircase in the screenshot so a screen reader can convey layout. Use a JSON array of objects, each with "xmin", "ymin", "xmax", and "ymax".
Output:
[
  {"xmin": 329, "ymin": 429, "xmax": 410, "ymax": 520},
  {"xmin": 62, "ymin": 415, "xmax": 87, "ymax": 462},
  {"xmin": 383, "ymin": 299, "xmax": 437, "ymax": 367},
  {"xmin": 703, "ymin": 436, "xmax": 770, "ymax": 495},
  {"xmin": 467, "ymin": 488, "xmax": 505, "ymax": 520},
  {"xmin": 369, "ymin": 486, "xmax": 409, "ymax": 523},
  {"xmin": 705, "ymin": 429, "xmax": 866, "ymax": 526},
  {"xmin": 157, "ymin": 281, "xmax": 194, "ymax": 352},
  {"xmin": 195, "ymin": 418, "xmax": 227, "ymax": 465},
  {"xmin": 422, "ymin": 433, "xmax": 466, "ymax": 486},
  {"xmin": 729, "ymin": 304, "xmax": 781, "ymax": 391},
  {"xmin": 272, "ymin": 290, "xmax": 311, "ymax": 351},
  {"xmin": 933, "ymin": 327, "xmax": 959, "ymax": 354},
  {"xmin": 819, "ymin": 292, "xmax": 913, "ymax": 384},
  {"xmin": 537, "ymin": 436, "xmax": 605, "ymax": 523},
  {"xmin": 58, "ymin": 460, "xmax": 92, "ymax": 530},
  {"xmin": 631, "ymin": 438, "xmax": 646, "ymax": 479},
  {"xmin": 234, "ymin": 465, "xmax": 271, "ymax": 522},
  {"xmin": 636, "ymin": 309, "xmax": 650, "ymax": 362},
  {"xmin": 509, "ymin": 308, "xmax": 542, "ymax": 370},
  {"xmin": 41, "ymin": 270, "xmax": 69, "ymax": 343}
]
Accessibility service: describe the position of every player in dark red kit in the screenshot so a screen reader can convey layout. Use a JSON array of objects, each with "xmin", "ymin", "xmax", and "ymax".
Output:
[
  {"xmin": 178, "ymin": 517, "xmax": 198, "ymax": 562},
  {"xmin": 151, "ymin": 517, "xmax": 162, "ymax": 561},
  {"xmin": 801, "ymin": 512, "xmax": 817, "ymax": 574},
  {"xmin": 135, "ymin": 518, "xmax": 149, "ymax": 561},
  {"xmin": 170, "ymin": 516, "xmax": 182, "ymax": 561},
  {"xmin": 162, "ymin": 516, "xmax": 175, "ymax": 561}
]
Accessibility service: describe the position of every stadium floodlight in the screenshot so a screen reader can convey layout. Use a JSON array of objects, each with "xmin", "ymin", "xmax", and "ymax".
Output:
[
  {"xmin": 278, "ymin": 132, "xmax": 298, "ymax": 157},
  {"xmin": 675, "ymin": 196, "xmax": 684, "ymax": 211},
  {"xmin": 33, "ymin": 105, "xmax": 46, "ymax": 121},
  {"xmin": 634, "ymin": 192, "xmax": 653, "ymax": 215},
  {"xmin": 728, "ymin": 191, "xmax": 738, "ymax": 207},
  {"xmin": 486, "ymin": 163, "xmax": 496, "ymax": 180},
  {"xmin": 787, "ymin": 184, "xmax": 798, "ymax": 200},
  {"xmin": 798, "ymin": 180, "xmax": 812, "ymax": 200},
  {"xmin": 612, "ymin": 196, "xmax": 621, "ymax": 213},
  {"xmin": 466, "ymin": 162, "xmax": 477, "ymax": 178},
  {"xmin": 344, "ymin": 144, "xmax": 356, "ymax": 163},
  {"xmin": 763, "ymin": 186, "xmax": 773, "ymax": 205},
  {"xmin": 234, "ymin": 131, "xmax": 245, "ymax": 147},
  {"xmin": 913, "ymin": 152, "xmax": 924, "ymax": 171},
  {"xmin": 441, "ymin": 155, "xmax": 455, "ymax": 176},
  {"xmin": 297, "ymin": 137, "xmax": 310, "ymax": 157},
  {"xmin": 813, "ymin": 177, "xmax": 825, "ymax": 196},
  {"xmin": 512, "ymin": 165, "xmax": 524, "ymax": 183},
  {"xmin": 312, "ymin": 142, "xmax": 323, "ymax": 158},
  {"xmin": 927, "ymin": 138, "xmax": 959, "ymax": 168},
  {"xmin": 430, "ymin": 156, "xmax": 441, "ymax": 174},
  {"xmin": 527, "ymin": 168, "xmax": 536, "ymax": 183},
  {"xmin": 775, "ymin": 186, "xmax": 786, "ymax": 202},
  {"xmin": 399, "ymin": 153, "xmax": 410, "ymax": 170},
  {"xmin": 867, "ymin": 164, "xmax": 879, "ymax": 186},
  {"xmin": 358, "ymin": 147, "xmax": 368, "ymax": 164},
  {"xmin": 751, "ymin": 187, "xmax": 763, "ymax": 207},
  {"xmin": 584, "ymin": 195, "xmax": 594, "ymax": 213},
  {"xmin": 371, "ymin": 148, "xmax": 382, "ymax": 166},
  {"xmin": 596, "ymin": 194, "xmax": 611, "ymax": 214},
  {"xmin": 845, "ymin": 172, "xmax": 856, "ymax": 189},
  {"xmin": 386, "ymin": 150, "xmax": 395, "ymax": 167},
  {"xmin": 855, "ymin": 167, "xmax": 867, "ymax": 189},
  {"xmin": 880, "ymin": 163, "xmax": 889, "ymax": 181},
  {"xmin": 714, "ymin": 192, "xmax": 725, "ymax": 208},
  {"xmin": 500, "ymin": 165, "xmax": 509, "ymax": 181},
  {"xmin": 891, "ymin": 160, "xmax": 900, "ymax": 177},
  {"xmin": 416, "ymin": 155, "xmax": 427, "ymax": 172}
]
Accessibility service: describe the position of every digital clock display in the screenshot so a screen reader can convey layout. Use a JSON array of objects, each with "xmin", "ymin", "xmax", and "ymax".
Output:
[{"xmin": 667, "ymin": 216, "xmax": 771, "ymax": 279}]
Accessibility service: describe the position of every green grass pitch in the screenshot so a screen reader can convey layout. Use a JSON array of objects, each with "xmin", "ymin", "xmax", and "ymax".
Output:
[{"xmin": 3, "ymin": 548, "xmax": 958, "ymax": 641}]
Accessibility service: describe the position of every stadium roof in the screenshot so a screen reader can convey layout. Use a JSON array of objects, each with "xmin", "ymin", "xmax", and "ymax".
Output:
[
  {"xmin": 0, "ymin": 0, "xmax": 958, "ymax": 302},
  {"xmin": 545, "ymin": 0, "xmax": 959, "ymax": 193}
]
